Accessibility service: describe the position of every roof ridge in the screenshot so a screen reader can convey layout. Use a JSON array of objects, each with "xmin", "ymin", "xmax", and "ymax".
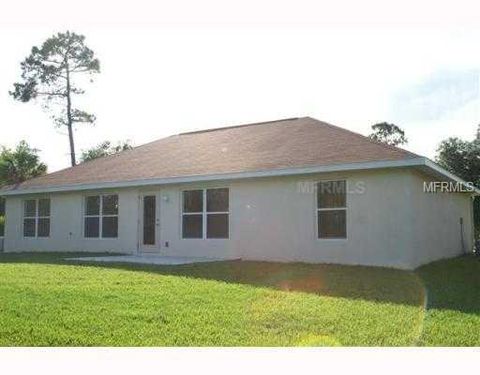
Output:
[
  {"xmin": 307, "ymin": 117, "xmax": 419, "ymax": 158},
  {"xmin": 178, "ymin": 117, "xmax": 300, "ymax": 136}
]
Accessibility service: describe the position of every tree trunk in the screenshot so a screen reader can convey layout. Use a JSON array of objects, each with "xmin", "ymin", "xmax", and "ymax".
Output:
[{"xmin": 66, "ymin": 64, "xmax": 76, "ymax": 166}]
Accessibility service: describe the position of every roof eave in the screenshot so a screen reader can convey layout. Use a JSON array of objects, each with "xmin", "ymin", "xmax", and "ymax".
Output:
[
  {"xmin": 421, "ymin": 159, "xmax": 480, "ymax": 195},
  {"xmin": 1, "ymin": 157, "xmax": 477, "ymax": 196}
]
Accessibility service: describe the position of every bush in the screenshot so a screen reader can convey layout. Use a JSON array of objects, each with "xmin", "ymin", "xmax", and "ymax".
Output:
[{"xmin": 0, "ymin": 215, "xmax": 4, "ymax": 237}]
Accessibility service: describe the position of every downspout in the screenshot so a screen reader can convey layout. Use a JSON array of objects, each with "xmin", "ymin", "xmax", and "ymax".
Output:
[
  {"xmin": 460, "ymin": 217, "xmax": 466, "ymax": 254},
  {"xmin": 471, "ymin": 194, "xmax": 477, "ymax": 255},
  {"xmin": 0, "ymin": 196, "xmax": 5, "ymax": 252}
]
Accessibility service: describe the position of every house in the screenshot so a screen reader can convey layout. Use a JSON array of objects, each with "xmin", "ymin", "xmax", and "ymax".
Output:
[{"xmin": 0, "ymin": 117, "xmax": 476, "ymax": 269}]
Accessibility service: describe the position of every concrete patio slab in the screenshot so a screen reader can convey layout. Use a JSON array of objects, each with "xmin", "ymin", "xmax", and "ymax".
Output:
[{"xmin": 66, "ymin": 255, "xmax": 223, "ymax": 265}]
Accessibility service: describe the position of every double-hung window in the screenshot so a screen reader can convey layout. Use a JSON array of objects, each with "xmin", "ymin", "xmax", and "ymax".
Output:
[
  {"xmin": 317, "ymin": 180, "xmax": 347, "ymax": 239},
  {"xmin": 84, "ymin": 194, "xmax": 119, "ymax": 238},
  {"xmin": 182, "ymin": 188, "xmax": 229, "ymax": 239},
  {"xmin": 23, "ymin": 198, "xmax": 50, "ymax": 238}
]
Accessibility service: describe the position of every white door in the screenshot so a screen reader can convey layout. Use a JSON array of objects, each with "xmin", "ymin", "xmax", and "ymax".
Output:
[{"xmin": 139, "ymin": 193, "xmax": 160, "ymax": 253}]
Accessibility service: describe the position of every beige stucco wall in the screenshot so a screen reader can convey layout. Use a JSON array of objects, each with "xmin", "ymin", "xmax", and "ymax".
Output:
[
  {"xmin": 4, "ymin": 189, "xmax": 139, "ymax": 254},
  {"xmin": 407, "ymin": 171, "xmax": 473, "ymax": 268},
  {"xmin": 2, "ymin": 167, "xmax": 473, "ymax": 268},
  {"xmin": 230, "ymin": 169, "xmax": 416, "ymax": 267}
]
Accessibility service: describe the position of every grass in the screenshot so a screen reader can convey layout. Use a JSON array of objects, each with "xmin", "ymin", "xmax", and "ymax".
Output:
[
  {"xmin": 0, "ymin": 252, "xmax": 478, "ymax": 346},
  {"xmin": 416, "ymin": 256, "xmax": 480, "ymax": 346}
]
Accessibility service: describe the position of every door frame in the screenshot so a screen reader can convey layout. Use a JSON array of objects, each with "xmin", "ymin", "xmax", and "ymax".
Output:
[{"xmin": 138, "ymin": 192, "xmax": 161, "ymax": 253}]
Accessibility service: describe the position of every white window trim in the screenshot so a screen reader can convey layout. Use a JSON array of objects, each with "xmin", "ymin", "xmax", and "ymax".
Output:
[
  {"xmin": 22, "ymin": 198, "xmax": 51, "ymax": 239},
  {"xmin": 181, "ymin": 188, "xmax": 230, "ymax": 240},
  {"xmin": 83, "ymin": 194, "xmax": 119, "ymax": 239},
  {"xmin": 315, "ymin": 179, "xmax": 348, "ymax": 240}
]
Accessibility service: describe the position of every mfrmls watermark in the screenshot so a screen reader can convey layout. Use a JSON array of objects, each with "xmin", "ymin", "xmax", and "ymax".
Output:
[
  {"xmin": 295, "ymin": 180, "xmax": 475, "ymax": 195},
  {"xmin": 423, "ymin": 181, "xmax": 476, "ymax": 193},
  {"xmin": 296, "ymin": 180, "xmax": 366, "ymax": 194}
]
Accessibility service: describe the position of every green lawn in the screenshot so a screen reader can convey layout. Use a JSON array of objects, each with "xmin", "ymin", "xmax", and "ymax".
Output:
[{"xmin": 0, "ymin": 252, "xmax": 478, "ymax": 346}]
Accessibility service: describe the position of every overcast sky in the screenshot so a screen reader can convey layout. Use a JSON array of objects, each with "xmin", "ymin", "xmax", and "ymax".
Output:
[{"xmin": 1, "ymin": 1, "xmax": 479, "ymax": 172}]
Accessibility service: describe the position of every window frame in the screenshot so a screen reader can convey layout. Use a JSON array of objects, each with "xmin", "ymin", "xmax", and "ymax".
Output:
[
  {"xmin": 83, "ymin": 193, "xmax": 119, "ymax": 239},
  {"xmin": 22, "ymin": 198, "xmax": 51, "ymax": 239},
  {"xmin": 181, "ymin": 187, "xmax": 230, "ymax": 240},
  {"xmin": 315, "ymin": 179, "xmax": 347, "ymax": 240},
  {"xmin": 181, "ymin": 189, "xmax": 204, "ymax": 239}
]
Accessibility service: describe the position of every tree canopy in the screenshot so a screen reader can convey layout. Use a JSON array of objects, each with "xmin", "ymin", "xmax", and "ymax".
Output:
[
  {"xmin": 10, "ymin": 31, "xmax": 100, "ymax": 166},
  {"xmin": 436, "ymin": 137, "xmax": 480, "ymax": 187},
  {"xmin": 436, "ymin": 129, "xmax": 480, "ymax": 237},
  {"xmin": 368, "ymin": 122, "xmax": 408, "ymax": 146},
  {"xmin": 80, "ymin": 140, "xmax": 133, "ymax": 163},
  {"xmin": 0, "ymin": 141, "xmax": 47, "ymax": 186}
]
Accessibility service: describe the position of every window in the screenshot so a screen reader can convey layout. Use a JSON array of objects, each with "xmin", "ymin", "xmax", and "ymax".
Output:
[
  {"xmin": 206, "ymin": 188, "xmax": 229, "ymax": 239},
  {"xmin": 317, "ymin": 180, "xmax": 346, "ymax": 239},
  {"xmin": 182, "ymin": 190, "xmax": 203, "ymax": 238},
  {"xmin": 23, "ymin": 198, "xmax": 50, "ymax": 238},
  {"xmin": 84, "ymin": 194, "xmax": 118, "ymax": 238},
  {"xmin": 182, "ymin": 188, "xmax": 229, "ymax": 239}
]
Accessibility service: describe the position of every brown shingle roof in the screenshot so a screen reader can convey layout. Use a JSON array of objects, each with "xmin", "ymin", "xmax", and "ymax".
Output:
[{"xmin": 4, "ymin": 117, "xmax": 419, "ymax": 192}]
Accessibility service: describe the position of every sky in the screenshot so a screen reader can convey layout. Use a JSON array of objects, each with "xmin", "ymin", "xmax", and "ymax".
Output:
[{"xmin": 1, "ymin": 0, "xmax": 480, "ymax": 172}]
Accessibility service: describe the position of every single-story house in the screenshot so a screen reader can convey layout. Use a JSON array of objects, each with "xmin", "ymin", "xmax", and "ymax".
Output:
[{"xmin": 0, "ymin": 117, "xmax": 476, "ymax": 268}]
